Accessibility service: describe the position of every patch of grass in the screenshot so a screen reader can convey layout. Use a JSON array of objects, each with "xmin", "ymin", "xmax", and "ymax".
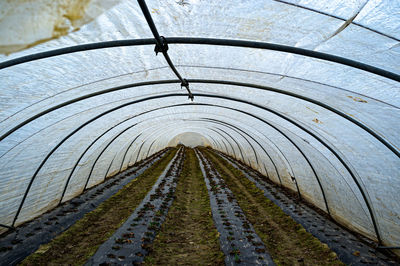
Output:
[
  {"xmin": 21, "ymin": 148, "xmax": 177, "ymax": 266},
  {"xmin": 202, "ymin": 148, "xmax": 343, "ymax": 266},
  {"xmin": 144, "ymin": 148, "xmax": 225, "ymax": 265}
]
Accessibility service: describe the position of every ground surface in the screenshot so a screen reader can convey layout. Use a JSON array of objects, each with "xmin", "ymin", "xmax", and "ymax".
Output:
[
  {"xmin": 1, "ymin": 146, "xmax": 398, "ymax": 266},
  {"xmin": 20, "ymin": 149, "xmax": 177, "ymax": 265},
  {"xmin": 203, "ymin": 148, "xmax": 342, "ymax": 265},
  {"xmin": 144, "ymin": 148, "xmax": 225, "ymax": 265}
]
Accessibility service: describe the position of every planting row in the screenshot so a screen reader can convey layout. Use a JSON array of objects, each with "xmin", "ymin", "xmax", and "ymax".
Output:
[
  {"xmin": 211, "ymin": 148, "xmax": 398, "ymax": 265},
  {"xmin": 0, "ymin": 148, "xmax": 169, "ymax": 266},
  {"xmin": 196, "ymin": 149, "xmax": 275, "ymax": 265},
  {"xmin": 19, "ymin": 148, "xmax": 179, "ymax": 265},
  {"xmin": 88, "ymin": 146, "xmax": 186, "ymax": 265}
]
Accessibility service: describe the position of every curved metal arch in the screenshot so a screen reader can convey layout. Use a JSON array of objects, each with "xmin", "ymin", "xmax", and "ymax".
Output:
[
  {"xmin": 1, "ymin": 38, "xmax": 399, "ymax": 83},
  {"xmin": 3, "ymin": 98, "xmax": 334, "ymax": 224},
  {"xmin": 143, "ymin": 116, "xmax": 277, "ymax": 180},
  {"xmin": 145, "ymin": 111, "xmax": 328, "ymax": 217},
  {"xmin": 192, "ymin": 97, "xmax": 380, "ymax": 242},
  {"xmin": 60, "ymin": 105, "xmax": 218, "ymax": 204},
  {"xmin": 194, "ymin": 117, "xmax": 345, "ymax": 204},
  {"xmin": 198, "ymin": 114, "xmax": 299, "ymax": 184},
  {"xmin": 206, "ymin": 134, "xmax": 223, "ymax": 151},
  {"xmin": 200, "ymin": 118, "xmax": 284, "ymax": 186},
  {"xmin": 83, "ymin": 122, "xmax": 208, "ymax": 190},
  {"xmin": 208, "ymin": 128, "xmax": 237, "ymax": 160},
  {"xmin": 133, "ymin": 141, "xmax": 146, "ymax": 166},
  {"xmin": 119, "ymin": 134, "xmax": 142, "ymax": 172},
  {"xmin": 215, "ymin": 134, "xmax": 230, "ymax": 155},
  {"xmin": 11, "ymin": 93, "xmax": 183, "ymax": 227},
  {"xmin": 135, "ymin": 100, "xmax": 380, "ymax": 241},
  {"xmin": 178, "ymin": 65, "xmax": 399, "ymax": 110},
  {"xmin": 9, "ymin": 92, "xmax": 381, "ymax": 244},
  {"xmin": 124, "ymin": 123, "xmax": 230, "ymax": 171},
  {"xmin": 6, "ymin": 61, "xmax": 395, "ymax": 140},
  {"xmin": 192, "ymin": 119, "xmax": 268, "ymax": 176},
  {"xmin": 137, "ymin": 124, "xmax": 241, "ymax": 167},
  {"xmin": 212, "ymin": 127, "xmax": 246, "ymax": 163},
  {"xmin": 190, "ymin": 79, "xmax": 399, "ymax": 159},
  {"xmin": 211, "ymin": 121, "xmax": 259, "ymax": 167},
  {"xmin": 83, "ymin": 123, "xmax": 138, "ymax": 190},
  {"xmin": 150, "ymin": 121, "xmax": 310, "ymax": 207},
  {"xmin": 139, "ymin": 125, "xmax": 226, "ymax": 166},
  {"xmin": 186, "ymin": 117, "xmax": 318, "ymax": 205},
  {"xmin": 1, "ymin": 79, "xmax": 397, "ymax": 162},
  {"xmin": 103, "ymin": 157, "xmax": 115, "ymax": 181},
  {"xmin": 122, "ymin": 117, "xmax": 318, "ymax": 204},
  {"xmin": 146, "ymin": 139, "xmax": 157, "ymax": 158}
]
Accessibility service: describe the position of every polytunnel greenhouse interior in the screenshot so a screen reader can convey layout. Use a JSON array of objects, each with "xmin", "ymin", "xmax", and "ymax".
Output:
[{"xmin": 0, "ymin": 0, "xmax": 399, "ymax": 265}]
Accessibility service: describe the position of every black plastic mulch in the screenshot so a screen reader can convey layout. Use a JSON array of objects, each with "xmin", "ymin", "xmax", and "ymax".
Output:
[
  {"xmin": 218, "ymin": 151, "xmax": 399, "ymax": 266},
  {"xmin": 196, "ymin": 149, "xmax": 275, "ymax": 266},
  {"xmin": 0, "ymin": 149, "xmax": 169, "ymax": 266},
  {"xmin": 87, "ymin": 147, "xmax": 185, "ymax": 265}
]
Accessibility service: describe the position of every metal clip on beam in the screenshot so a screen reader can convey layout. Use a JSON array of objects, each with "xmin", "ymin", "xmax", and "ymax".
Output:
[
  {"xmin": 154, "ymin": 36, "xmax": 168, "ymax": 55},
  {"xmin": 137, "ymin": 0, "xmax": 194, "ymax": 100},
  {"xmin": 181, "ymin": 79, "xmax": 193, "ymax": 101}
]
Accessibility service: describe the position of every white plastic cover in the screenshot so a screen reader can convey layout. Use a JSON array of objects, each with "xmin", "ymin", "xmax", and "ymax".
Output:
[{"xmin": 0, "ymin": 0, "xmax": 399, "ymax": 251}]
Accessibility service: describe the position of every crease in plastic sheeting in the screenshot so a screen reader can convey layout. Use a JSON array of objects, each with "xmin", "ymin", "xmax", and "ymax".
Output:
[
  {"xmin": 0, "ymin": 0, "xmax": 123, "ymax": 54},
  {"xmin": 354, "ymin": 0, "xmax": 400, "ymax": 40},
  {"xmin": 316, "ymin": 0, "xmax": 370, "ymax": 45}
]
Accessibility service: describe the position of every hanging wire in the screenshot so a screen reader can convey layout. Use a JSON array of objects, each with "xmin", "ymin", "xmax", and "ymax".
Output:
[{"xmin": 137, "ymin": 0, "xmax": 194, "ymax": 101}]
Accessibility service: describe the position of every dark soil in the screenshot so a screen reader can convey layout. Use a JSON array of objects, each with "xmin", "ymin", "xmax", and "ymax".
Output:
[
  {"xmin": 20, "ymin": 148, "xmax": 177, "ymax": 265},
  {"xmin": 143, "ymin": 148, "xmax": 225, "ymax": 265},
  {"xmin": 202, "ymin": 148, "xmax": 343, "ymax": 265}
]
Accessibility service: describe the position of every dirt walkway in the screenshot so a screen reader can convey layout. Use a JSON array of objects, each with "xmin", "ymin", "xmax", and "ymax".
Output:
[
  {"xmin": 203, "ymin": 148, "xmax": 343, "ymax": 265},
  {"xmin": 144, "ymin": 148, "xmax": 224, "ymax": 265}
]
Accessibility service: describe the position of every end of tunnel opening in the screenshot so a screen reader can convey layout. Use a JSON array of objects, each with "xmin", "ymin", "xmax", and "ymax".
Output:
[{"xmin": 168, "ymin": 132, "xmax": 211, "ymax": 148}]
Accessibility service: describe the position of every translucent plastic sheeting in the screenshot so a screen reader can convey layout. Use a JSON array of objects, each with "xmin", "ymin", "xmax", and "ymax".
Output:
[
  {"xmin": 1, "ymin": 0, "xmax": 399, "ymax": 72},
  {"xmin": 0, "ymin": 0, "xmax": 399, "ymax": 250},
  {"xmin": 0, "ymin": 84, "xmax": 399, "ymax": 245}
]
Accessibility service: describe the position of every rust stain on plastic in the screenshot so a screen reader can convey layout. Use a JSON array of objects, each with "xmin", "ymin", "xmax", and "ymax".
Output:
[
  {"xmin": 312, "ymin": 118, "xmax": 323, "ymax": 124},
  {"xmin": 306, "ymin": 106, "xmax": 319, "ymax": 114},
  {"xmin": 347, "ymin": 95, "xmax": 368, "ymax": 103}
]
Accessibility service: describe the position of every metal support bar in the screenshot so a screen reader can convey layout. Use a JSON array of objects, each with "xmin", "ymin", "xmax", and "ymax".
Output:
[
  {"xmin": 199, "ymin": 119, "xmax": 272, "ymax": 181},
  {"xmin": 212, "ymin": 108, "xmax": 328, "ymax": 213},
  {"xmin": 1, "ymin": 79, "xmax": 397, "ymax": 163},
  {"xmin": 8, "ymin": 91, "xmax": 382, "ymax": 244},
  {"xmin": 209, "ymin": 128, "xmax": 237, "ymax": 160},
  {"xmin": 145, "ymin": 139, "xmax": 157, "ymax": 158},
  {"xmin": 119, "ymin": 134, "xmax": 142, "ymax": 172},
  {"xmin": 192, "ymin": 96, "xmax": 381, "ymax": 243},
  {"xmin": 213, "ymin": 127, "xmax": 246, "ymax": 163},
  {"xmin": 136, "ymin": 0, "xmax": 193, "ymax": 100},
  {"xmin": 202, "ymin": 118, "xmax": 285, "ymax": 187},
  {"xmin": 134, "ymin": 141, "xmax": 146, "ymax": 165},
  {"xmin": 1, "ymin": 37, "xmax": 399, "ymax": 83},
  {"xmin": 103, "ymin": 157, "xmax": 115, "ymax": 180},
  {"xmin": 83, "ymin": 123, "xmax": 138, "ymax": 190}
]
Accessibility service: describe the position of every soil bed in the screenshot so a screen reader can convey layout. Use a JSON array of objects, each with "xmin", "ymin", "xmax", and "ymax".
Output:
[
  {"xmin": 20, "ymin": 148, "xmax": 177, "ymax": 265},
  {"xmin": 143, "ymin": 148, "xmax": 225, "ymax": 265},
  {"xmin": 202, "ymin": 148, "xmax": 343, "ymax": 265},
  {"xmin": 0, "ymin": 148, "xmax": 169, "ymax": 266},
  {"xmin": 197, "ymin": 149, "xmax": 275, "ymax": 265},
  {"xmin": 88, "ymin": 147, "xmax": 185, "ymax": 265},
  {"xmin": 217, "ymin": 150, "xmax": 399, "ymax": 265}
]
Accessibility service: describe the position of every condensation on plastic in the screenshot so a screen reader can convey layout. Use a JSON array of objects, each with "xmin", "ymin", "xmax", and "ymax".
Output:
[{"xmin": 0, "ymin": 0, "xmax": 399, "ymax": 250}]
